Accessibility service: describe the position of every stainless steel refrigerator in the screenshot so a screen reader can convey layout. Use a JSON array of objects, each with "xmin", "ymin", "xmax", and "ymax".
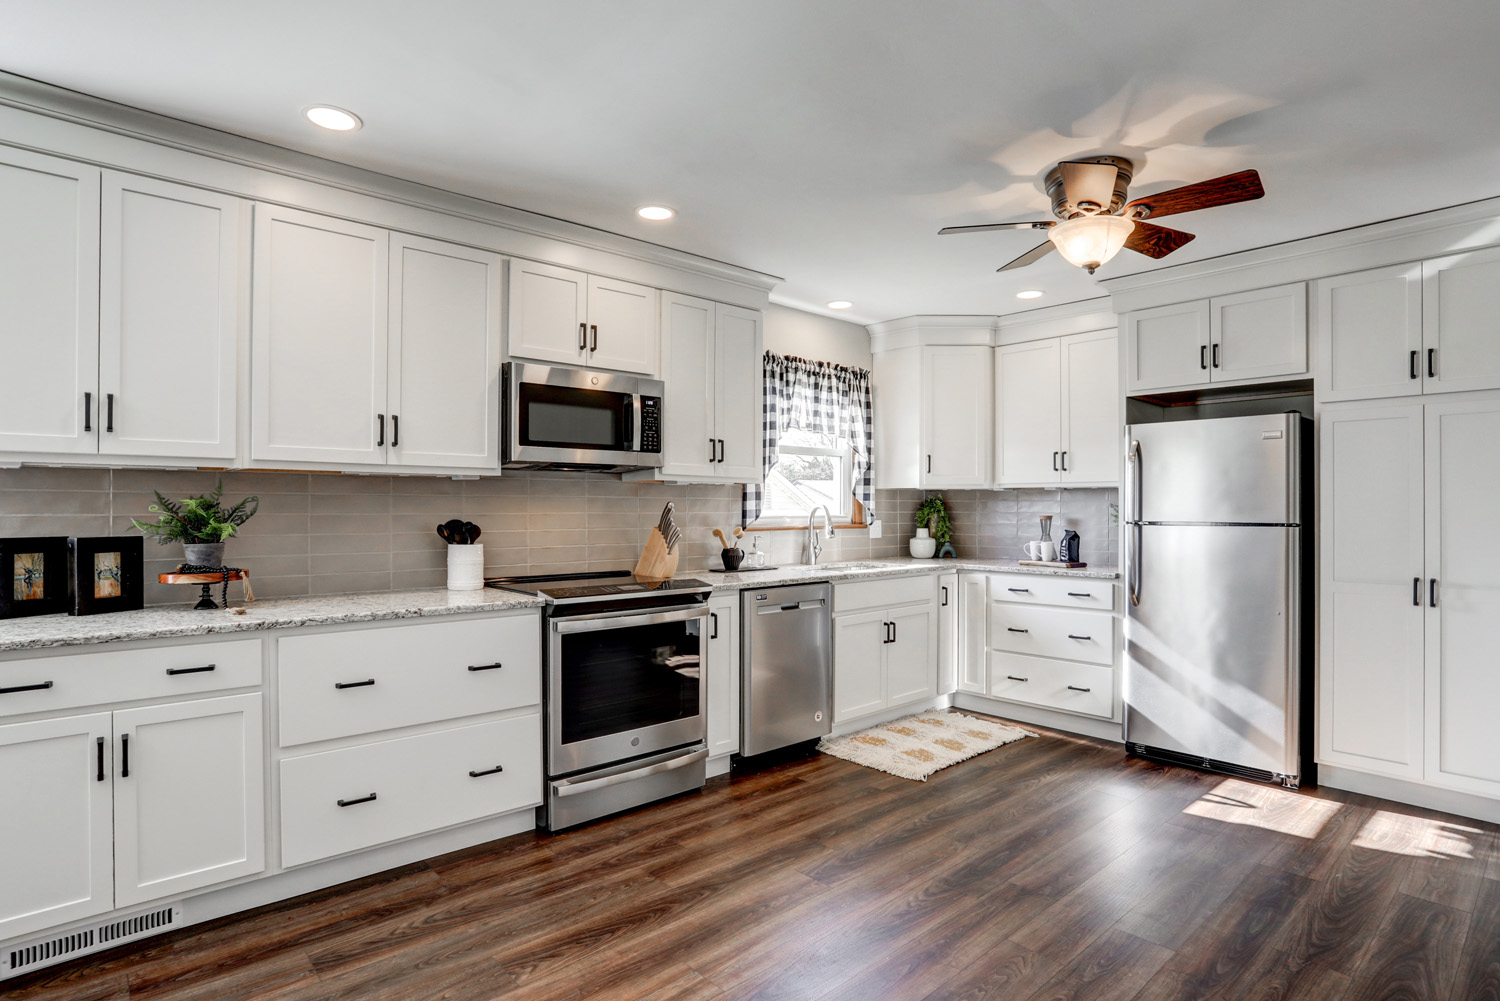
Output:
[{"xmin": 1123, "ymin": 412, "xmax": 1312, "ymax": 787}]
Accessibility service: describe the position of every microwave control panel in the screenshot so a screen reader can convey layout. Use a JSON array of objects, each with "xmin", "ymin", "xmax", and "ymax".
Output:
[{"xmin": 639, "ymin": 396, "xmax": 661, "ymax": 453}]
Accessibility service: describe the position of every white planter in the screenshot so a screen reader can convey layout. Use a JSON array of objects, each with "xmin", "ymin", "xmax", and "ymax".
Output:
[
  {"xmin": 446, "ymin": 544, "xmax": 485, "ymax": 591},
  {"xmin": 908, "ymin": 528, "xmax": 936, "ymax": 559}
]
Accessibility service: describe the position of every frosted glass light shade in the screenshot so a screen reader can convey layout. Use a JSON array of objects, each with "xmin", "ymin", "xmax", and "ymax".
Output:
[{"xmin": 1048, "ymin": 215, "xmax": 1135, "ymax": 272}]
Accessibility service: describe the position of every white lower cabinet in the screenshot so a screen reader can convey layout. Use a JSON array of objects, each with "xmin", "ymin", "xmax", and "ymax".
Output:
[
  {"xmin": 956, "ymin": 573, "xmax": 988, "ymax": 694},
  {"xmin": 705, "ymin": 594, "xmax": 740, "ymax": 759},
  {"xmin": 937, "ymin": 572, "xmax": 958, "ymax": 695},
  {"xmin": 980, "ymin": 573, "xmax": 1118, "ymax": 720},
  {"xmin": 987, "ymin": 654, "xmax": 1114, "ymax": 719},
  {"xmin": 832, "ymin": 578, "xmax": 937, "ymax": 724},
  {"xmin": 833, "ymin": 611, "xmax": 888, "ymax": 722}
]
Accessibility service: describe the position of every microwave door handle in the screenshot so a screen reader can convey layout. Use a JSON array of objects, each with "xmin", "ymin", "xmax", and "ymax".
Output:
[{"xmin": 625, "ymin": 395, "xmax": 640, "ymax": 452}]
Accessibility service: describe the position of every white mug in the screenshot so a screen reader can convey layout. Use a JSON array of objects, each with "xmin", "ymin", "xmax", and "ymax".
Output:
[{"xmin": 1024, "ymin": 540, "xmax": 1058, "ymax": 561}]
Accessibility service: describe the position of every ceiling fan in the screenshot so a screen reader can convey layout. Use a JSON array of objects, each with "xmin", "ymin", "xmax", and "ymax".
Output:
[{"xmin": 939, "ymin": 157, "xmax": 1264, "ymax": 274}]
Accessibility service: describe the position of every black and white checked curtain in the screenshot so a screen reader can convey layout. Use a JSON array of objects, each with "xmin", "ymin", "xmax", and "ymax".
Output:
[{"xmin": 741, "ymin": 352, "xmax": 874, "ymax": 528}]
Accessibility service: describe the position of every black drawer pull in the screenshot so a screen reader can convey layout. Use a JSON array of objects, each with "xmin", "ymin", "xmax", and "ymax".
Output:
[
  {"xmin": 0, "ymin": 681, "xmax": 53, "ymax": 695},
  {"xmin": 1066, "ymin": 592, "xmax": 1092, "ymax": 598},
  {"xmin": 941, "ymin": 586, "xmax": 949, "ymax": 607},
  {"xmin": 1413, "ymin": 576, "xmax": 1421, "ymax": 606},
  {"xmin": 467, "ymin": 662, "xmax": 504, "ymax": 672},
  {"xmin": 1006, "ymin": 675, "xmax": 1029, "ymax": 682},
  {"xmin": 166, "ymin": 664, "xmax": 216, "ymax": 676},
  {"xmin": 1007, "ymin": 627, "xmax": 1029, "ymax": 633},
  {"xmin": 335, "ymin": 679, "xmax": 376, "ymax": 690},
  {"xmin": 120, "ymin": 734, "xmax": 129, "ymax": 778},
  {"xmin": 1067, "ymin": 634, "xmax": 1093, "ymax": 641},
  {"xmin": 1428, "ymin": 348, "xmax": 1436, "ymax": 379},
  {"xmin": 1067, "ymin": 685, "xmax": 1092, "ymax": 693},
  {"xmin": 96, "ymin": 737, "xmax": 105, "ymax": 782},
  {"xmin": 468, "ymin": 765, "xmax": 505, "ymax": 778},
  {"xmin": 1007, "ymin": 588, "xmax": 1030, "ymax": 594},
  {"xmin": 338, "ymin": 793, "xmax": 377, "ymax": 807}
]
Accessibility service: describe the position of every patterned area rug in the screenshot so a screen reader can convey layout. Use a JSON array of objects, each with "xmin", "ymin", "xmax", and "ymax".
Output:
[{"xmin": 817, "ymin": 711, "xmax": 1035, "ymax": 781}]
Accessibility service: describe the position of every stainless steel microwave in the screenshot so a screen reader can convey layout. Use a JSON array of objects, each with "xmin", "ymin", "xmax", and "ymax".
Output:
[{"xmin": 503, "ymin": 362, "xmax": 663, "ymax": 471}]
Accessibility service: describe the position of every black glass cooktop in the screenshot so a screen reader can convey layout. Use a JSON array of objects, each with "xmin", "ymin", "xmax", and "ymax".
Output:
[{"xmin": 485, "ymin": 569, "xmax": 711, "ymax": 603}]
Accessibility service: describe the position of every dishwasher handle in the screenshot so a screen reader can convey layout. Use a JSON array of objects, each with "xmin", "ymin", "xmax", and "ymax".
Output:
[{"xmin": 757, "ymin": 598, "xmax": 827, "ymax": 615}]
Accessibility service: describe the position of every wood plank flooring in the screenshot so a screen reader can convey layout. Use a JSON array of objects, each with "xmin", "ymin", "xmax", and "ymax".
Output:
[{"xmin": 6, "ymin": 719, "xmax": 1498, "ymax": 1001}]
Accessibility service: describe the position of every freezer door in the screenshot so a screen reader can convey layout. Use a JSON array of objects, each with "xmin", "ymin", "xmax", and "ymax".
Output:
[
  {"xmin": 1124, "ymin": 524, "xmax": 1300, "ymax": 778},
  {"xmin": 1126, "ymin": 414, "xmax": 1304, "ymax": 525},
  {"xmin": 741, "ymin": 584, "xmax": 832, "ymax": 756}
]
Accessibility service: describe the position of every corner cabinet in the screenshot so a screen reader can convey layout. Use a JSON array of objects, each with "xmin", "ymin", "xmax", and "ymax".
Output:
[
  {"xmin": 507, "ymin": 259, "xmax": 658, "ymax": 376},
  {"xmin": 995, "ymin": 330, "xmax": 1118, "ymax": 487},
  {"xmin": 874, "ymin": 345, "xmax": 992, "ymax": 488},
  {"xmin": 655, "ymin": 293, "xmax": 761, "ymax": 483},
  {"xmin": 1125, "ymin": 283, "xmax": 1307, "ymax": 394}
]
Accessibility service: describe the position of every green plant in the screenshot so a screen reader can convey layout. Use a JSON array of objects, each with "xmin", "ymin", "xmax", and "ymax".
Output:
[
  {"xmin": 914, "ymin": 494, "xmax": 953, "ymax": 546},
  {"xmin": 132, "ymin": 480, "xmax": 259, "ymax": 546}
]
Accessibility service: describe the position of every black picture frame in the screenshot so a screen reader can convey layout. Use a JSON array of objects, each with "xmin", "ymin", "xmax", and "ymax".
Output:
[
  {"xmin": 0, "ymin": 536, "xmax": 71, "ymax": 618},
  {"xmin": 68, "ymin": 536, "xmax": 144, "ymax": 616}
]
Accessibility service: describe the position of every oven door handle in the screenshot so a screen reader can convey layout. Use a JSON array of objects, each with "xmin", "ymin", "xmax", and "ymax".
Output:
[
  {"xmin": 551, "ymin": 604, "xmax": 710, "ymax": 633},
  {"xmin": 551, "ymin": 747, "xmax": 709, "ymax": 798}
]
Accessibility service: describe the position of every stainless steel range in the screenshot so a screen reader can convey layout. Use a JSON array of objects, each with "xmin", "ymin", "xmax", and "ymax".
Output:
[{"xmin": 487, "ymin": 570, "xmax": 711, "ymax": 830}]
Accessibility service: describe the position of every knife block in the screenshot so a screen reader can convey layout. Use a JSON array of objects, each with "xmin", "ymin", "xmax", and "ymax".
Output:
[{"xmin": 634, "ymin": 527, "xmax": 679, "ymax": 581}]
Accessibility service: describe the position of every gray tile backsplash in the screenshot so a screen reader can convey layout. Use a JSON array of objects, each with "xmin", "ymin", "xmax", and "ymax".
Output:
[{"xmin": 0, "ymin": 467, "xmax": 1115, "ymax": 605}]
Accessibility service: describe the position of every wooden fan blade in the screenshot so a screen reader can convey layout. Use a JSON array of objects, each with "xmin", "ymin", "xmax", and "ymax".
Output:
[
  {"xmin": 939, "ymin": 221, "xmax": 1054, "ymax": 235},
  {"xmin": 997, "ymin": 241, "xmax": 1055, "ymax": 272},
  {"xmin": 1059, "ymin": 160, "xmax": 1119, "ymax": 209},
  {"xmin": 1125, "ymin": 169, "xmax": 1264, "ymax": 219},
  {"xmin": 1124, "ymin": 221, "xmax": 1196, "ymax": 259}
]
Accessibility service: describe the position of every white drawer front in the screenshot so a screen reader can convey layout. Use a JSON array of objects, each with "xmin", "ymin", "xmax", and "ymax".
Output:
[
  {"xmin": 834, "ymin": 575, "xmax": 933, "ymax": 613},
  {"xmin": 988, "ymin": 603, "xmax": 1113, "ymax": 665},
  {"xmin": 279, "ymin": 713, "xmax": 542, "ymax": 867},
  {"xmin": 0, "ymin": 639, "xmax": 262, "ymax": 719},
  {"xmin": 988, "ymin": 574, "xmax": 1116, "ymax": 611},
  {"xmin": 278, "ymin": 614, "xmax": 541, "ymax": 747},
  {"xmin": 988, "ymin": 653, "xmax": 1114, "ymax": 718}
]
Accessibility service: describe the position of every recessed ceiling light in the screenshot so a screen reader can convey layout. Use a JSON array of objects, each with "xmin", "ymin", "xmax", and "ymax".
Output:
[
  {"xmin": 1015, "ymin": 290, "xmax": 1045, "ymax": 300},
  {"xmin": 637, "ymin": 205, "xmax": 675, "ymax": 221},
  {"xmin": 304, "ymin": 106, "xmax": 362, "ymax": 132},
  {"xmin": 826, "ymin": 300, "xmax": 853, "ymax": 310}
]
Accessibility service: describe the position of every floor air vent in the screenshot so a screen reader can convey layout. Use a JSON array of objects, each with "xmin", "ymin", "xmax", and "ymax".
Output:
[{"xmin": 5, "ymin": 906, "xmax": 177, "ymax": 974}]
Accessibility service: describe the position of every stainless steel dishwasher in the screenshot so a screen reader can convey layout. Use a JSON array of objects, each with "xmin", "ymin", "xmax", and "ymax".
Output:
[{"xmin": 741, "ymin": 582, "xmax": 832, "ymax": 756}]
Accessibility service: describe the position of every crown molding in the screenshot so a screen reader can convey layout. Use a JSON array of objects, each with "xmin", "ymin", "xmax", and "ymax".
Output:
[
  {"xmin": 995, "ymin": 296, "xmax": 1115, "ymax": 344},
  {"xmin": 865, "ymin": 315, "xmax": 998, "ymax": 353}
]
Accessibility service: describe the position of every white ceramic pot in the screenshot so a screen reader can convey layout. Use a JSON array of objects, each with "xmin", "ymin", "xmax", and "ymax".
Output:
[
  {"xmin": 908, "ymin": 527, "xmax": 937, "ymax": 559},
  {"xmin": 447, "ymin": 543, "xmax": 485, "ymax": 591}
]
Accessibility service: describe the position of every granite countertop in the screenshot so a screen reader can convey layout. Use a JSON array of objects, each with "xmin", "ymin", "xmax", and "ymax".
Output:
[
  {"xmin": 688, "ymin": 557, "xmax": 1119, "ymax": 591},
  {"xmin": 0, "ymin": 588, "xmax": 544, "ymax": 653}
]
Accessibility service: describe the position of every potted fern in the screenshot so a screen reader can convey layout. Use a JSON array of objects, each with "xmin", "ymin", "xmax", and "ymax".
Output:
[
  {"xmin": 131, "ymin": 480, "xmax": 259, "ymax": 568},
  {"xmin": 912, "ymin": 495, "xmax": 953, "ymax": 559}
]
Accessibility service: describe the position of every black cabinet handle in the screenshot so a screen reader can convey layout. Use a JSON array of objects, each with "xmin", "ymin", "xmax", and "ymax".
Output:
[
  {"xmin": 1053, "ymin": 451, "xmax": 1060, "ymax": 471},
  {"xmin": 890, "ymin": 621, "xmax": 897, "ymax": 643},
  {"xmin": 165, "ymin": 664, "xmax": 216, "ymax": 676},
  {"xmin": 927, "ymin": 454, "xmax": 932, "ymax": 474},
  {"xmin": 579, "ymin": 322, "xmax": 588, "ymax": 351},
  {"xmin": 1067, "ymin": 634, "xmax": 1092, "ymax": 641},
  {"xmin": 0, "ymin": 680, "xmax": 53, "ymax": 695},
  {"xmin": 1067, "ymin": 592, "xmax": 1092, "ymax": 598},
  {"xmin": 467, "ymin": 662, "xmax": 504, "ymax": 672},
  {"xmin": 1060, "ymin": 451, "xmax": 1067, "ymax": 472},
  {"xmin": 84, "ymin": 391, "xmax": 92, "ymax": 432},
  {"xmin": 335, "ymin": 679, "xmax": 376, "ymax": 690},
  {"xmin": 1067, "ymin": 685, "xmax": 1092, "ymax": 693},
  {"xmin": 1007, "ymin": 627, "xmax": 1029, "ymax": 633},
  {"xmin": 1429, "ymin": 578, "xmax": 1438, "ymax": 608},
  {"xmin": 1410, "ymin": 350, "xmax": 1420, "ymax": 380},
  {"xmin": 1212, "ymin": 343, "xmax": 1220, "ymax": 368},
  {"xmin": 468, "ymin": 765, "xmax": 505, "ymax": 778},
  {"xmin": 709, "ymin": 437, "xmax": 717, "ymax": 463},
  {"xmin": 1007, "ymin": 587, "xmax": 1030, "ymax": 594},
  {"xmin": 391, "ymin": 414, "xmax": 399, "ymax": 447},
  {"xmin": 96, "ymin": 737, "xmax": 105, "ymax": 782},
  {"xmin": 120, "ymin": 734, "xmax": 129, "ymax": 778},
  {"xmin": 1413, "ymin": 577, "xmax": 1421, "ymax": 606},
  {"xmin": 717, "ymin": 439, "xmax": 725, "ymax": 463},
  {"xmin": 105, "ymin": 393, "xmax": 114, "ymax": 433},
  {"xmin": 1200, "ymin": 345, "xmax": 1208, "ymax": 370},
  {"xmin": 1428, "ymin": 348, "xmax": 1436, "ymax": 379},
  {"xmin": 590, "ymin": 324, "xmax": 598, "ymax": 352},
  {"xmin": 710, "ymin": 612, "xmax": 719, "ymax": 640},
  {"xmin": 941, "ymin": 586, "xmax": 949, "ymax": 607},
  {"xmin": 1006, "ymin": 675, "xmax": 1029, "ymax": 682},
  {"xmin": 376, "ymin": 414, "xmax": 385, "ymax": 446},
  {"xmin": 338, "ymin": 793, "xmax": 377, "ymax": 807}
]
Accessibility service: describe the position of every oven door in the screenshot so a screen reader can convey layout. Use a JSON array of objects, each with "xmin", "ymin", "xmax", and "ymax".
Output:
[
  {"xmin": 548, "ymin": 604, "xmax": 708, "ymax": 776},
  {"xmin": 506, "ymin": 364, "xmax": 653, "ymax": 468}
]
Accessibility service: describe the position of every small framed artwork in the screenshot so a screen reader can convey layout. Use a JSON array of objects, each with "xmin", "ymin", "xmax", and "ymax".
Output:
[
  {"xmin": 68, "ymin": 536, "xmax": 145, "ymax": 616},
  {"xmin": 0, "ymin": 536, "xmax": 71, "ymax": 618}
]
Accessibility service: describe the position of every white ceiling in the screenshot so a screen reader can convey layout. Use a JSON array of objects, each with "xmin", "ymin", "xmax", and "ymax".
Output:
[{"xmin": 4, "ymin": 0, "xmax": 1499, "ymax": 324}]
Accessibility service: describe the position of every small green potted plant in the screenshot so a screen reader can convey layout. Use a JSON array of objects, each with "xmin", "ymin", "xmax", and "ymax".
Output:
[
  {"xmin": 912, "ymin": 495, "xmax": 953, "ymax": 559},
  {"xmin": 132, "ymin": 480, "xmax": 259, "ymax": 568}
]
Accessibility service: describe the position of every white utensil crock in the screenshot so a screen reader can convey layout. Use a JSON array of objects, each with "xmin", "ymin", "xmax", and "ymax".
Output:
[{"xmin": 447, "ymin": 543, "xmax": 485, "ymax": 591}]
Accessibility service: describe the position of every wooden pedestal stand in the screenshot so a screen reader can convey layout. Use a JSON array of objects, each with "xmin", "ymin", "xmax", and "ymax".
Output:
[{"xmin": 157, "ymin": 569, "xmax": 250, "ymax": 610}]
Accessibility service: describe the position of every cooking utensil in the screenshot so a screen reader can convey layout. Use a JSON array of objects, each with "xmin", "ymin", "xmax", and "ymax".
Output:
[
  {"xmin": 732, "ymin": 526, "xmax": 744, "ymax": 541},
  {"xmin": 667, "ymin": 526, "xmax": 681, "ymax": 552},
  {"xmin": 463, "ymin": 522, "xmax": 481, "ymax": 544},
  {"xmin": 712, "ymin": 528, "xmax": 731, "ymax": 549},
  {"xmin": 437, "ymin": 523, "xmax": 456, "ymax": 544}
]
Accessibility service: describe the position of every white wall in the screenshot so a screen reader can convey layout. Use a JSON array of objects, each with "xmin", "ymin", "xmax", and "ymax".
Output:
[{"xmin": 763, "ymin": 303, "xmax": 873, "ymax": 370}]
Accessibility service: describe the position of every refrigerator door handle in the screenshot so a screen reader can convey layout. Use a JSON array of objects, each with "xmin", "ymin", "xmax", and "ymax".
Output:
[
  {"xmin": 1128, "ymin": 439, "xmax": 1142, "ymax": 523},
  {"xmin": 1129, "ymin": 523, "xmax": 1142, "ymax": 606},
  {"xmin": 1127, "ymin": 438, "xmax": 1142, "ymax": 607}
]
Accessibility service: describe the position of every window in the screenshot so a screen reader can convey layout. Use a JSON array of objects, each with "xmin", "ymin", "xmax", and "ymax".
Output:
[{"xmin": 755, "ymin": 427, "xmax": 854, "ymax": 524}]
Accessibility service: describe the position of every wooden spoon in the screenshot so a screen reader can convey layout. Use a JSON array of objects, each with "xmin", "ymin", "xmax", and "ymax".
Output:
[{"xmin": 712, "ymin": 528, "xmax": 731, "ymax": 549}]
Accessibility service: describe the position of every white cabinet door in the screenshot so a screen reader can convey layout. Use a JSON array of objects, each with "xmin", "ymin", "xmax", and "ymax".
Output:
[
  {"xmin": 1424, "ymin": 400, "xmax": 1500, "ymax": 798},
  {"xmin": 957, "ymin": 574, "xmax": 988, "ymax": 694},
  {"xmin": 1060, "ymin": 330, "xmax": 1119, "ymax": 485},
  {"xmin": 251, "ymin": 205, "xmax": 389, "ymax": 465},
  {"xmin": 833, "ymin": 611, "xmax": 887, "ymax": 723},
  {"xmin": 937, "ymin": 573, "xmax": 958, "ymax": 696},
  {"xmin": 0, "ymin": 713, "xmax": 113, "ymax": 941},
  {"xmin": 507, "ymin": 259, "xmax": 587, "ymax": 367},
  {"xmin": 1209, "ymin": 283, "xmax": 1308, "ymax": 383},
  {"xmin": 585, "ymin": 275, "xmax": 658, "ymax": 375},
  {"xmin": 1318, "ymin": 402, "xmax": 1426, "ymax": 779},
  {"xmin": 922, "ymin": 346, "xmax": 992, "ymax": 487},
  {"xmin": 1422, "ymin": 248, "xmax": 1500, "ymax": 395},
  {"xmin": 387, "ymin": 235, "xmax": 503, "ymax": 470},
  {"xmin": 705, "ymin": 594, "xmax": 740, "ymax": 758},
  {"xmin": 113, "ymin": 694, "xmax": 265, "ymax": 907},
  {"xmin": 995, "ymin": 339, "xmax": 1061, "ymax": 486},
  {"xmin": 99, "ymin": 173, "xmax": 244, "ymax": 460},
  {"xmin": 659, "ymin": 292, "xmax": 717, "ymax": 479},
  {"xmin": 1125, "ymin": 300, "xmax": 1209, "ymax": 393},
  {"xmin": 0, "ymin": 148, "xmax": 100, "ymax": 455},
  {"xmin": 1315, "ymin": 265, "xmax": 1423, "ymax": 403},
  {"xmin": 885, "ymin": 606, "xmax": 936, "ymax": 707},
  {"xmin": 714, "ymin": 304, "xmax": 762, "ymax": 482}
]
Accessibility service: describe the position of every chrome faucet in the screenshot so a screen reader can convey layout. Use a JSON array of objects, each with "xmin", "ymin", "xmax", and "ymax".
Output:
[{"xmin": 806, "ymin": 506, "xmax": 836, "ymax": 565}]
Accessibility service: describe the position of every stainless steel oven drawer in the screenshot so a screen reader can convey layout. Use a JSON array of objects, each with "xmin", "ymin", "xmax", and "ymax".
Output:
[{"xmin": 544, "ymin": 743, "xmax": 707, "ymax": 831}]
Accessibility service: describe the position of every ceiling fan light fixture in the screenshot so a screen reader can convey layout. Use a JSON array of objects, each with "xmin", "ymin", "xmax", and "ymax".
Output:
[{"xmin": 1048, "ymin": 215, "xmax": 1135, "ymax": 274}]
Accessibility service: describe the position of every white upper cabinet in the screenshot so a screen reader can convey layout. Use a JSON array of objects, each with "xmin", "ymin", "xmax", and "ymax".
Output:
[
  {"xmin": 0, "ymin": 149, "xmax": 100, "ymax": 455},
  {"xmin": 713, "ymin": 303, "xmax": 762, "ymax": 482},
  {"xmin": 387, "ymin": 235, "xmax": 504, "ymax": 470},
  {"xmin": 656, "ymin": 293, "xmax": 761, "ymax": 483},
  {"xmin": 995, "ymin": 330, "xmax": 1118, "ymax": 487},
  {"xmin": 1423, "ymin": 248, "xmax": 1500, "ymax": 395},
  {"xmin": 921, "ymin": 346, "xmax": 993, "ymax": 487},
  {"xmin": 100, "ymin": 173, "xmax": 244, "ymax": 460},
  {"xmin": 507, "ymin": 261, "xmax": 658, "ymax": 376},
  {"xmin": 1125, "ymin": 300, "xmax": 1209, "ymax": 393},
  {"xmin": 1315, "ymin": 264, "xmax": 1424, "ymax": 402},
  {"xmin": 1060, "ymin": 330, "xmax": 1120, "ymax": 484},
  {"xmin": 251, "ymin": 205, "xmax": 389, "ymax": 466},
  {"xmin": 1125, "ymin": 284, "xmax": 1307, "ymax": 394}
]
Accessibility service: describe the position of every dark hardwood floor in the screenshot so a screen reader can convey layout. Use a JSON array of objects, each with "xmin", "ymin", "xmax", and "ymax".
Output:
[{"xmin": 7, "ymin": 719, "xmax": 1498, "ymax": 1001}]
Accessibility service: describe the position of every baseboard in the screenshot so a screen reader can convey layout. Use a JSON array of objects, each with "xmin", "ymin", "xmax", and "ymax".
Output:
[
  {"xmin": 951, "ymin": 693, "xmax": 1124, "ymax": 743},
  {"xmin": 707, "ymin": 754, "xmax": 732, "ymax": 778},
  {"xmin": 1318, "ymin": 765, "xmax": 1500, "ymax": 825}
]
